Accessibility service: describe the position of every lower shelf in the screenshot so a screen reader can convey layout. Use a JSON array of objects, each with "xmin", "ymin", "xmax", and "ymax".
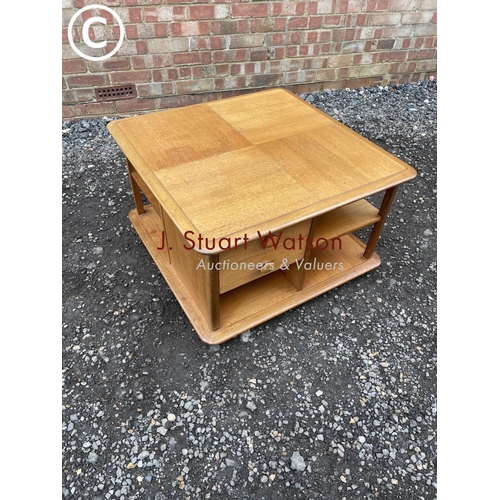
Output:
[{"xmin": 129, "ymin": 206, "xmax": 381, "ymax": 344}]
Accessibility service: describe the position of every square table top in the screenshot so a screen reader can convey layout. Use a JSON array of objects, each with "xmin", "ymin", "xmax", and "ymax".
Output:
[{"xmin": 107, "ymin": 88, "xmax": 416, "ymax": 243}]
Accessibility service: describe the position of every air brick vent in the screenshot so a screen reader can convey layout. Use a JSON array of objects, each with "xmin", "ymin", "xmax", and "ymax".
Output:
[{"xmin": 95, "ymin": 85, "xmax": 137, "ymax": 101}]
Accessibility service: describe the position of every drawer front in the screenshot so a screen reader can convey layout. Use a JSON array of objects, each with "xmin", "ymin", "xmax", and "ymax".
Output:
[{"xmin": 219, "ymin": 219, "xmax": 311, "ymax": 294}]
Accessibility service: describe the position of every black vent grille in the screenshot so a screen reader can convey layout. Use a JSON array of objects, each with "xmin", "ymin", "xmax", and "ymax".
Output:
[{"xmin": 95, "ymin": 85, "xmax": 137, "ymax": 101}]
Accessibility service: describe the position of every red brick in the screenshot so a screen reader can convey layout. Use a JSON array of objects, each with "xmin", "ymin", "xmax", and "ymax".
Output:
[
  {"xmin": 74, "ymin": 102, "xmax": 116, "ymax": 117},
  {"xmin": 401, "ymin": 11, "xmax": 434, "ymax": 24},
  {"xmin": 274, "ymin": 17, "xmax": 287, "ymax": 30},
  {"xmin": 350, "ymin": 0, "xmax": 368, "ymax": 11},
  {"xmin": 388, "ymin": 0, "xmax": 420, "ymax": 11},
  {"xmin": 62, "ymin": 88, "xmax": 96, "ymax": 104},
  {"xmin": 136, "ymin": 41, "xmax": 148, "ymax": 54},
  {"xmin": 289, "ymin": 82, "xmax": 325, "ymax": 94},
  {"xmin": 123, "ymin": 0, "xmax": 162, "ymax": 5},
  {"xmin": 137, "ymin": 82, "xmax": 174, "ymax": 97},
  {"xmin": 148, "ymin": 38, "xmax": 188, "ymax": 54},
  {"xmin": 173, "ymin": 52, "xmax": 201, "ymax": 65},
  {"xmin": 389, "ymin": 62, "xmax": 405, "ymax": 73},
  {"xmin": 356, "ymin": 14, "xmax": 368, "ymax": 26},
  {"xmin": 305, "ymin": 32, "xmax": 318, "ymax": 43},
  {"xmin": 343, "ymin": 78, "xmax": 372, "ymax": 88},
  {"xmin": 378, "ymin": 50, "xmax": 407, "ymax": 62},
  {"xmin": 131, "ymin": 54, "xmax": 170, "ymax": 69},
  {"xmin": 129, "ymin": 8, "xmax": 142, "ymax": 23},
  {"xmin": 331, "ymin": 29, "xmax": 345, "ymax": 42},
  {"xmin": 251, "ymin": 49, "xmax": 268, "ymax": 61},
  {"xmin": 414, "ymin": 37, "xmax": 425, "ymax": 48},
  {"xmin": 171, "ymin": 21, "xmax": 210, "ymax": 36},
  {"xmin": 232, "ymin": 4, "xmax": 269, "ymax": 18},
  {"xmin": 415, "ymin": 59, "xmax": 436, "ymax": 72},
  {"xmin": 273, "ymin": 2, "xmax": 306, "ymax": 16},
  {"xmin": 88, "ymin": 58, "xmax": 131, "ymax": 72},
  {"xmin": 62, "ymin": 28, "xmax": 71, "ymax": 44},
  {"xmin": 159, "ymin": 94, "xmax": 205, "ymax": 109},
  {"xmin": 62, "ymin": 105, "xmax": 75, "ymax": 119},
  {"xmin": 284, "ymin": 70, "xmax": 315, "ymax": 84},
  {"xmin": 288, "ymin": 17, "xmax": 308, "ymax": 29},
  {"xmin": 319, "ymin": 30, "xmax": 331, "ymax": 42},
  {"xmin": 369, "ymin": 13, "xmax": 401, "ymax": 25},
  {"xmin": 270, "ymin": 32, "xmax": 301, "ymax": 45},
  {"xmin": 177, "ymin": 79, "xmax": 214, "ymax": 93},
  {"xmin": 231, "ymin": 64, "xmax": 245, "ymax": 76},
  {"xmin": 377, "ymin": 38, "xmax": 395, "ymax": 50},
  {"xmin": 116, "ymin": 98, "xmax": 157, "ymax": 113},
  {"xmin": 425, "ymin": 36, "xmax": 437, "ymax": 48},
  {"xmin": 189, "ymin": 5, "xmax": 215, "ymax": 20},
  {"xmin": 109, "ymin": 70, "xmax": 151, "ymax": 84},
  {"xmin": 212, "ymin": 20, "xmax": 249, "ymax": 35},
  {"xmin": 190, "ymin": 67, "xmax": 205, "ymax": 79},
  {"xmin": 345, "ymin": 28, "xmax": 355, "ymax": 41},
  {"xmin": 324, "ymin": 15, "xmax": 343, "ymax": 27},
  {"xmin": 301, "ymin": 57, "xmax": 327, "ymax": 70},
  {"xmin": 244, "ymin": 63, "xmax": 256, "ymax": 74},
  {"xmin": 215, "ymin": 64, "xmax": 229, "ymax": 76},
  {"xmin": 248, "ymin": 73, "xmax": 282, "ymax": 88},
  {"xmin": 62, "ymin": 59, "xmax": 87, "ymax": 75},
  {"xmin": 414, "ymin": 24, "xmax": 437, "ymax": 36},
  {"xmin": 67, "ymin": 74, "xmax": 109, "ymax": 88},
  {"xmin": 230, "ymin": 34, "xmax": 265, "ymax": 48},
  {"xmin": 179, "ymin": 67, "xmax": 192, "ymax": 79},
  {"xmin": 154, "ymin": 24, "xmax": 168, "ymax": 37},
  {"xmin": 342, "ymin": 41, "xmax": 364, "ymax": 53},
  {"xmin": 338, "ymin": 0, "xmax": 349, "ymax": 12},
  {"xmin": 274, "ymin": 47, "xmax": 285, "ymax": 59},
  {"xmin": 250, "ymin": 17, "xmax": 275, "ymax": 33},
  {"xmin": 316, "ymin": 68, "xmax": 336, "ymax": 80},
  {"xmin": 407, "ymin": 61, "xmax": 417, "ymax": 73},
  {"xmin": 165, "ymin": 68, "xmax": 179, "ymax": 80},
  {"xmin": 328, "ymin": 54, "xmax": 354, "ymax": 67},
  {"xmin": 367, "ymin": 0, "xmax": 389, "ymax": 10},
  {"xmin": 125, "ymin": 25, "xmax": 138, "ymax": 39},
  {"xmin": 144, "ymin": 6, "xmax": 186, "ymax": 22},
  {"xmin": 309, "ymin": 17, "xmax": 323, "ymax": 29}
]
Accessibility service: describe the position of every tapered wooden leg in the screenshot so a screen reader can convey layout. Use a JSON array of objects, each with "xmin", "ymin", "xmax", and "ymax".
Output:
[
  {"xmin": 127, "ymin": 159, "xmax": 145, "ymax": 215},
  {"xmin": 364, "ymin": 186, "xmax": 398, "ymax": 259}
]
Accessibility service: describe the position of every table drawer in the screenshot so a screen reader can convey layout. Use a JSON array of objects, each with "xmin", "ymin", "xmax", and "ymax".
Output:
[{"xmin": 219, "ymin": 219, "xmax": 311, "ymax": 294}]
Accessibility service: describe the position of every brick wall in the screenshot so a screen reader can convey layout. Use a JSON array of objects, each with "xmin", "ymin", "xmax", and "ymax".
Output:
[{"xmin": 62, "ymin": 0, "xmax": 437, "ymax": 120}]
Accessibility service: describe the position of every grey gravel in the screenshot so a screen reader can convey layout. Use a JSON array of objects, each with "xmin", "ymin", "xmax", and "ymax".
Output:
[
  {"xmin": 63, "ymin": 80, "xmax": 437, "ymax": 499},
  {"xmin": 290, "ymin": 451, "xmax": 306, "ymax": 472}
]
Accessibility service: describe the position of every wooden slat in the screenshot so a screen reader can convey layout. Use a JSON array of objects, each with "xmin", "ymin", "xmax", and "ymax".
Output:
[{"xmin": 313, "ymin": 199, "xmax": 381, "ymax": 241}]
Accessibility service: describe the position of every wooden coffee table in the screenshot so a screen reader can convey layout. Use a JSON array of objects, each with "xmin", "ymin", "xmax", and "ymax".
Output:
[{"xmin": 107, "ymin": 88, "xmax": 416, "ymax": 344}]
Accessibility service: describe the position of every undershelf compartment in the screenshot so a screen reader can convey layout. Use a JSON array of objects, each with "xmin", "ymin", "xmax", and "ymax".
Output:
[{"xmin": 128, "ymin": 205, "xmax": 380, "ymax": 344}]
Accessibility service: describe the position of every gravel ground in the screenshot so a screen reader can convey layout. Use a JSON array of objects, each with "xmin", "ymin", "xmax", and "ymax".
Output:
[{"xmin": 62, "ymin": 80, "xmax": 437, "ymax": 500}]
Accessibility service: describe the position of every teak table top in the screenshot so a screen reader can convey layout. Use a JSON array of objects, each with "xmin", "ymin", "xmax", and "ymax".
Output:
[{"xmin": 108, "ymin": 88, "xmax": 416, "ymax": 252}]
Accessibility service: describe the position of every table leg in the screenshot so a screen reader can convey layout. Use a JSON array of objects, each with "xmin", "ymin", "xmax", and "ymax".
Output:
[
  {"xmin": 127, "ymin": 159, "xmax": 145, "ymax": 215},
  {"xmin": 364, "ymin": 186, "xmax": 398, "ymax": 259}
]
